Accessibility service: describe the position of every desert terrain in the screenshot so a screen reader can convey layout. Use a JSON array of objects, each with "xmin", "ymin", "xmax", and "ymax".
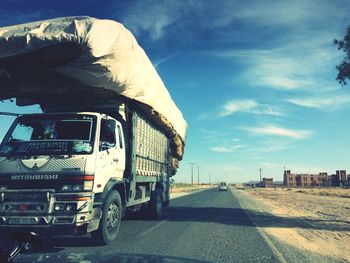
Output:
[
  {"xmin": 236, "ymin": 187, "xmax": 350, "ymax": 262},
  {"xmin": 170, "ymin": 183, "xmax": 213, "ymax": 198}
]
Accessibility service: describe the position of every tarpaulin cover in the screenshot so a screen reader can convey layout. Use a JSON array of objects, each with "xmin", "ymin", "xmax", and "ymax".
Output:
[{"xmin": 0, "ymin": 16, "xmax": 186, "ymax": 159}]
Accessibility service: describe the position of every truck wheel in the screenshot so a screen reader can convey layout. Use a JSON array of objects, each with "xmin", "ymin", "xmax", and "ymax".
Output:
[
  {"xmin": 92, "ymin": 190, "xmax": 122, "ymax": 245},
  {"xmin": 149, "ymin": 189, "xmax": 163, "ymax": 219}
]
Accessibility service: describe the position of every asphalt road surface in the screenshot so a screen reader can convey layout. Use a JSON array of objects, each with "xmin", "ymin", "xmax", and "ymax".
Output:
[{"xmin": 19, "ymin": 188, "xmax": 281, "ymax": 263}]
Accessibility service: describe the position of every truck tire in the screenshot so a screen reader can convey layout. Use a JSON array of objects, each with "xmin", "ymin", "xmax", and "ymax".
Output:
[
  {"xmin": 91, "ymin": 190, "xmax": 122, "ymax": 245},
  {"xmin": 149, "ymin": 189, "xmax": 163, "ymax": 219}
]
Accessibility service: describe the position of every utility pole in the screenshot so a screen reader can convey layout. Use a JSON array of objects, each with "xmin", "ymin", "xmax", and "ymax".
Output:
[
  {"xmin": 189, "ymin": 162, "xmax": 196, "ymax": 185},
  {"xmin": 209, "ymin": 172, "xmax": 211, "ymax": 185},
  {"xmin": 197, "ymin": 165, "xmax": 200, "ymax": 186},
  {"xmin": 259, "ymin": 168, "xmax": 262, "ymax": 183}
]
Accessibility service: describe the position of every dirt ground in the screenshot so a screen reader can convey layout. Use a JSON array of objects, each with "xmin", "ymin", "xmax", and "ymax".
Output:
[
  {"xmin": 237, "ymin": 187, "xmax": 350, "ymax": 262},
  {"xmin": 170, "ymin": 183, "xmax": 212, "ymax": 194}
]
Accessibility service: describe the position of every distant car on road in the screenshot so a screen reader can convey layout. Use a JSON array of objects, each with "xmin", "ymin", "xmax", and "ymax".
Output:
[{"xmin": 219, "ymin": 182, "xmax": 228, "ymax": 191}]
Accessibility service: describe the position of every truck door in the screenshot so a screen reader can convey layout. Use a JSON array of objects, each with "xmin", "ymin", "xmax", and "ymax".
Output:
[
  {"xmin": 115, "ymin": 123, "xmax": 126, "ymax": 173},
  {"xmin": 95, "ymin": 117, "xmax": 125, "ymax": 188}
]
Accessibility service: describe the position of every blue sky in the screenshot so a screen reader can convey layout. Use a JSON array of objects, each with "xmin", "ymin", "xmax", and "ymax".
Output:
[{"xmin": 1, "ymin": 0, "xmax": 350, "ymax": 183}]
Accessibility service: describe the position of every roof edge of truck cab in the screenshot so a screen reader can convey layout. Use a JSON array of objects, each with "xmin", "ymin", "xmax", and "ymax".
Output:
[{"xmin": 17, "ymin": 112, "xmax": 107, "ymax": 117}]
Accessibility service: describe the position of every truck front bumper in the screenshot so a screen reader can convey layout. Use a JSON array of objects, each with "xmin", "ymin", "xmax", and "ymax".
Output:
[
  {"xmin": 0, "ymin": 207, "xmax": 102, "ymax": 236},
  {"xmin": 0, "ymin": 190, "xmax": 102, "ymax": 236},
  {"xmin": 0, "ymin": 221, "xmax": 88, "ymax": 236}
]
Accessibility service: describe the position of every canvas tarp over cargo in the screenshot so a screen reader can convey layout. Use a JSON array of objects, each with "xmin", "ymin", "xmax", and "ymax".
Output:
[{"xmin": 0, "ymin": 16, "xmax": 186, "ymax": 159}]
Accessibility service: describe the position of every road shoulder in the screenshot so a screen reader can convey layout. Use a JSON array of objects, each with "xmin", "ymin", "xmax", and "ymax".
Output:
[
  {"xmin": 170, "ymin": 186, "xmax": 214, "ymax": 199},
  {"xmin": 231, "ymin": 188, "xmax": 345, "ymax": 263}
]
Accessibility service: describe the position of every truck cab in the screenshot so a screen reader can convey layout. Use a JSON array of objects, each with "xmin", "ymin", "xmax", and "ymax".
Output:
[{"xmin": 0, "ymin": 110, "xmax": 171, "ymax": 244}]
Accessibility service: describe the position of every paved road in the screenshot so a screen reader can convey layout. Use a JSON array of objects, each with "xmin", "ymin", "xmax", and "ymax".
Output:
[{"xmin": 19, "ymin": 188, "xmax": 280, "ymax": 262}]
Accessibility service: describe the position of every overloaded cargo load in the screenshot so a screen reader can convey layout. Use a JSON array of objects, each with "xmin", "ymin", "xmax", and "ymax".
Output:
[
  {"xmin": 134, "ymin": 111, "xmax": 170, "ymax": 176},
  {"xmin": 0, "ymin": 16, "xmax": 186, "ymax": 160}
]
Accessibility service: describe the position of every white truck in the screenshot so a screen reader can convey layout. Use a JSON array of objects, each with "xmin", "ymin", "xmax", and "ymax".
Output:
[{"xmin": 0, "ymin": 17, "xmax": 186, "ymax": 245}]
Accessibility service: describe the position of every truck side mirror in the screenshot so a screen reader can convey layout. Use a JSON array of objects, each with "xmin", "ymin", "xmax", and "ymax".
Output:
[
  {"xmin": 100, "ymin": 119, "xmax": 116, "ymax": 152},
  {"xmin": 100, "ymin": 141, "xmax": 110, "ymax": 152}
]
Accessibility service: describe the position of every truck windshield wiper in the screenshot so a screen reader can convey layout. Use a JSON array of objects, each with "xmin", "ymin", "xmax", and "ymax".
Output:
[{"xmin": 0, "ymin": 112, "xmax": 21, "ymax": 117}]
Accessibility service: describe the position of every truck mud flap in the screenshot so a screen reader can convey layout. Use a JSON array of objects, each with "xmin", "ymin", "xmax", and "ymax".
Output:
[{"xmin": 87, "ymin": 207, "xmax": 102, "ymax": 233}]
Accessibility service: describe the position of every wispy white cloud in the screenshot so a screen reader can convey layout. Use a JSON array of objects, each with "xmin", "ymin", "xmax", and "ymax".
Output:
[
  {"xmin": 220, "ymin": 99, "xmax": 257, "ymax": 116},
  {"xmin": 210, "ymin": 147, "xmax": 233, "ymax": 153},
  {"xmin": 205, "ymin": 1, "xmax": 345, "ymax": 93},
  {"xmin": 251, "ymin": 107, "xmax": 285, "ymax": 117},
  {"xmin": 213, "ymin": 43, "xmax": 339, "ymax": 91},
  {"xmin": 153, "ymin": 54, "xmax": 176, "ymax": 68},
  {"xmin": 247, "ymin": 140, "xmax": 294, "ymax": 153},
  {"xmin": 120, "ymin": 2, "xmax": 182, "ymax": 40},
  {"xmin": 208, "ymin": 137, "xmax": 295, "ymax": 155},
  {"xmin": 287, "ymin": 95, "xmax": 350, "ymax": 110},
  {"xmin": 117, "ymin": 0, "xmax": 347, "ymax": 48},
  {"xmin": 118, "ymin": 0, "xmax": 346, "ymax": 106},
  {"xmin": 245, "ymin": 125, "xmax": 313, "ymax": 139},
  {"xmin": 260, "ymin": 76, "xmax": 313, "ymax": 90},
  {"xmin": 210, "ymin": 144, "xmax": 245, "ymax": 153},
  {"xmin": 208, "ymin": 135, "xmax": 294, "ymax": 154},
  {"xmin": 219, "ymin": 99, "xmax": 285, "ymax": 117},
  {"xmin": 249, "ymin": 48, "xmax": 339, "ymax": 91},
  {"xmin": 196, "ymin": 112, "xmax": 211, "ymax": 121}
]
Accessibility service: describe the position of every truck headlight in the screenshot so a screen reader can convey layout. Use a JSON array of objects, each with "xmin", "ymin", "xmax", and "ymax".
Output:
[
  {"xmin": 54, "ymin": 203, "xmax": 77, "ymax": 212},
  {"xmin": 72, "ymin": 184, "xmax": 83, "ymax": 191},
  {"xmin": 83, "ymin": 181, "xmax": 93, "ymax": 191},
  {"xmin": 61, "ymin": 175, "xmax": 94, "ymax": 192},
  {"xmin": 61, "ymin": 184, "xmax": 83, "ymax": 192},
  {"xmin": 65, "ymin": 204, "xmax": 77, "ymax": 211},
  {"xmin": 61, "ymin": 185, "xmax": 71, "ymax": 192},
  {"xmin": 54, "ymin": 203, "xmax": 65, "ymax": 211}
]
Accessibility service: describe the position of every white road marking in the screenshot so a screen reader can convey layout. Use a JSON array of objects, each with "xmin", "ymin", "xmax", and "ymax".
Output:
[
  {"xmin": 137, "ymin": 221, "xmax": 167, "ymax": 238},
  {"xmin": 138, "ymin": 189, "xmax": 210, "ymax": 238},
  {"xmin": 230, "ymin": 189, "xmax": 288, "ymax": 263}
]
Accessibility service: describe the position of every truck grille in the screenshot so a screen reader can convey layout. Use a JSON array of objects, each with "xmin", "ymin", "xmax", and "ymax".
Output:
[
  {"xmin": 3, "ymin": 192, "xmax": 48, "ymax": 202},
  {"xmin": 3, "ymin": 180, "xmax": 60, "ymax": 191}
]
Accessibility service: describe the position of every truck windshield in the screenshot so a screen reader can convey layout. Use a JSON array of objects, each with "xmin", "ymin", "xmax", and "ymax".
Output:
[{"xmin": 0, "ymin": 114, "xmax": 96, "ymax": 156}]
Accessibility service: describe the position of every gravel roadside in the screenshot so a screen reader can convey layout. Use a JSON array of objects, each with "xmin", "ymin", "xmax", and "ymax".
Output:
[{"xmin": 231, "ymin": 188, "xmax": 347, "ymax": 263}]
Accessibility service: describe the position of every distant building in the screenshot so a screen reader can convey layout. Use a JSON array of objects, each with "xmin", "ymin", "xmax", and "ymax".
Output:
[
  {"xmin": 337, "ymin": 170, "xmax": 347, "ymax": 185},
  {"xmin": 262, "ymin": 177, "xmax": 273, "ymax": 188},
  {"xmin": 247, "ymin": 169, "xmax": 349, "ymax": 189},
  {"xmin": 328, "ymin": 170, "xmax": 347, "ymax": 186},
  {"xmin": 284, "ymin": 170, "xmax": 299, "ymax": 187},
  {"xmin": 329, "ymin": 174, "xmax": 338, "ymax": 186},
  {"xmin": 244, "ymin": 181, "xmax": 260, "ymax": 187},
  {"xmin": 273, "ymin": 181, "xmax": 284, "ymax": 186},
  {"xmin": 283, "ymin": 170, "xmax": 328, "ymax": 187},
  {"xmin": 317, "ymin": 173, "xmax": 328, "ymax": 186}
]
